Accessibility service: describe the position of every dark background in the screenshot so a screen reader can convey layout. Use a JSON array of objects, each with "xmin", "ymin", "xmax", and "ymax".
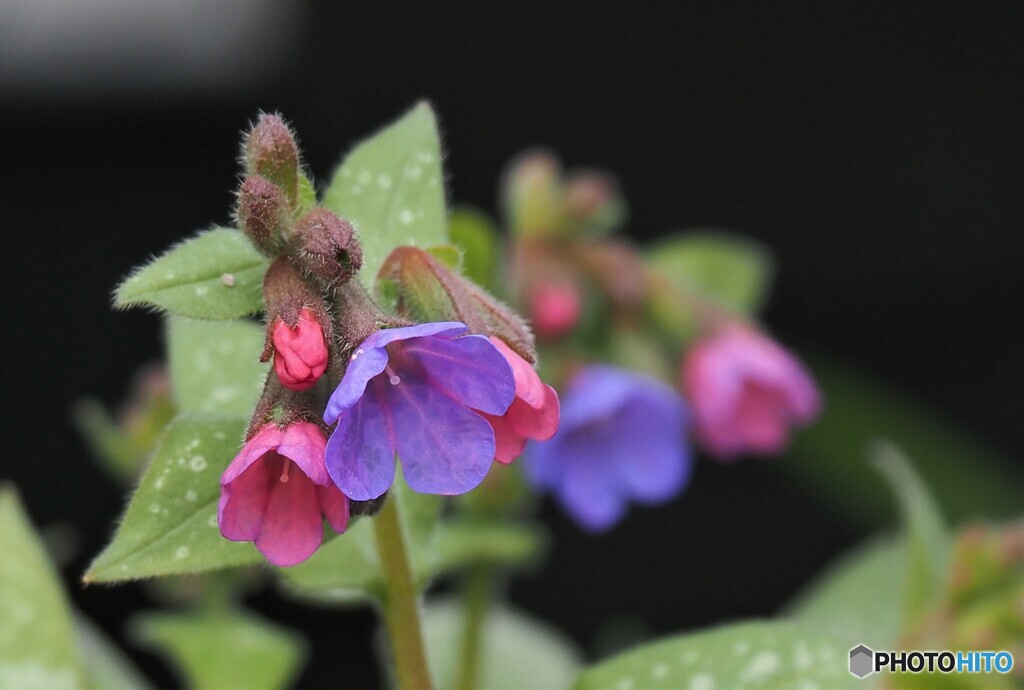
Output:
[{"xmin": 3, "ymin": 2, "xmax": 1022, "ymax": 687}]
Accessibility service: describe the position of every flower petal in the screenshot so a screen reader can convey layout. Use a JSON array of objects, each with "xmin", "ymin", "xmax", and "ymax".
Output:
[
  {"xmin": 254, "ymin": 464, "xmax": 324, "ymax": 566},
  {"xmin": 387, "ymin": 377, "xmax": 496, "ymax": 495},
  {"xmin": 325, "ymin": 384, "xmax": 396, "ymax": 501},
  {"xmin": 484, "ymin": 411, "xmax": 529, "ymax": 464},
  {"xmin": 276, "ymin": 421, "xmax": 330, "ymax": 485},
  {"xmin": 489, "ymin": 337, "xmax": 546, "ymax": 408},
  {"xmin": 557, "ymin": 447, "xmax": 627, "ymax": 532},
  {"xmin": 406, "ymin": 334, "xmax": 515, "ymax": 415},
  {"xmin": 220, "ymin": 425, "xmax": 282, "ymax": 485},
  {"xmin": 317, "ymin": 485, "xmax": 350, "ymax": 534},
  {"xmin": 219, "ymin": 453, "xmax": 278, "ymax": 541},
  {"xmin": 324, "ymin": 322, "xmax": 469, "ymax": 422},
  {"xmin": 508, "ymin": 385, "xmax": 560, "ymax": 441}
]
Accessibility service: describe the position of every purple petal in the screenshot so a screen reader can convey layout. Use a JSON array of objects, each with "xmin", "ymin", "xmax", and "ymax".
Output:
[
  {"xmin": 325, "ymin": 383, "xmax": 396, "ymax": 501},
  {"xmin": 555, "ymin": 365, "xmax": 639, "ymax": 432},
  {"xmin": 405, "ymin": 334, "xmax": 515, "ymax": 415},
  {"xmin": 386, "ymin": 376, "xmax": 496, "ymax": 495},
  {"xmin": 558, "ymin": 447, "xmax": 627, "ymax": 532},
  {"xmin": 612, "ymin": 390, "xmax": 691, "ymax": 503},
  {"xmin": 324, "ymin": 322, "xmax": 468, "ymax": 423}
]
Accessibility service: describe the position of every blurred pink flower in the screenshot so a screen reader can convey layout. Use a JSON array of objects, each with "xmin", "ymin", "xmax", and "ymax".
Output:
[
  {"xmin": 529, "ymin": 281, "xmax": 581, "ymax": 338},
  {"xmin": 683, "ymin": 324, "xmax": 821, "ymax": 460}
]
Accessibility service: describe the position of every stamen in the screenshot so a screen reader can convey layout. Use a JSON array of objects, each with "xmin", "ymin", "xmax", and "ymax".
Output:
[
  {"xmin": 385, "ymin": 363, "xmax": 401, "ymax": 385},
  {"xmin": 280, "ymin": 462, "xmax": 291, "ymax": 483}
]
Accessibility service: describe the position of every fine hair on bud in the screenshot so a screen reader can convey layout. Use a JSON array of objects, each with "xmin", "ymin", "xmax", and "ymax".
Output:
[
  {"xmin": 236, "ymin": 175, "xmax": 290, "ymax": 256},
  {"xmin": 293, "ymin": 208, "xmax": 364, "ymax": 291},
  {"xmin": 243, "ymin": 112, "xmax": 301, "ymax": 205}
]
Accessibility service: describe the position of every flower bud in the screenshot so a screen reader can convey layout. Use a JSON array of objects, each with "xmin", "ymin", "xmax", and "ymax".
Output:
[
  {"xmin": 528, "ymin": 280, "xmax": 581, "ymax": 339},
  {"xmin": 236, "ymin": 175, "xmax": 290, "ymax": 256},
  {"xmin": 293, "ymin": 208, "xmax": 363, "ymax": 291},
  {"xmin": 243, "ymin": 113, "xmax": 300, "ymax": 205},
  {"xmin": 564, "ymin": 170, "xmax": 626, "ymax": 236},
  {"xmin": 502, "ymin": 150, "xmax": 564, "ymax": 238},
  {"xmin": 378, "ymin": 245, "xmax": 536, "ymax": 363},
  {"xmin": 261, "ymin": 258, "xmax": 333, "ymax": 390}
]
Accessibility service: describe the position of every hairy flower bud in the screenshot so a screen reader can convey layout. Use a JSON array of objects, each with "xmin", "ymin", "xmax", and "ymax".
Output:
[
  {"xmin": 293, "ymin": 209, "xmax": 363, "ymax": 291},
  {"xmin": 564, "ymin": 170, "xmax": 626, "ymax": 236},
  {"xmin": 528, "ymin": 280, "xmax": 581, "ymax": 339},
  {"xmin": 236, "ymin": 175, "xmax": 290, "ymax": 256},
  {"xmin": 379, "ymin": 246, "xmax": 536, "ymax": 363},
  {"xmin": 261, "ymin": 258, "xmax": 333, "ymax": 390},
  {"xmin": 502, "ymin": 150, "xmax": 564, "ymax": 238},
  {"xmin": 243, "ymin": 113, "xmax": 300, "ymax": 205}
]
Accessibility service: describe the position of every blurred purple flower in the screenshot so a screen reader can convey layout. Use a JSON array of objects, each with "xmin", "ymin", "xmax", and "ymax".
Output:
[
  {"xmin": 324, "ymin": 322, "xmax": 515, "ymax": 500},
  {"xmin": 525, "ymin": 365, "xmax": 691, "ymax": 531},
  {"xmin": 682, "ymin": 324, "xmax": 821, "ymax": 460}
]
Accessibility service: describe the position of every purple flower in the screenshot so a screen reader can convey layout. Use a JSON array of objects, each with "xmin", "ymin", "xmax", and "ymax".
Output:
[
  {"xmin": 525, "ymin": 365, "xmax": 691, "ymax": 531},
  {"xmin": 324, "ymin": 322, "xmax": 515, "ymax": 500}
]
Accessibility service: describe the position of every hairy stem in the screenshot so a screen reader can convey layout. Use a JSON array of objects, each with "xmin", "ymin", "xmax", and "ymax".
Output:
[{"xmin": 372, "ymin": 495, "xmax": 435, "ymax": 690}]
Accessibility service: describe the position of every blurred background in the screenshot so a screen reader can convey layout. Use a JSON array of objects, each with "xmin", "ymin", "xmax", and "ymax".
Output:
[{"xmin": 2, "ymin": 1, "xmax": 1022, "ymax": 687}]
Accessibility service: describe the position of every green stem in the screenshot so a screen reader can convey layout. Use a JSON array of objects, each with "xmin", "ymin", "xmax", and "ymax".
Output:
[
  {"xmin": 454, "ymin": 567, "xmax": 491, "ymax": 690},
  {"xmin": 372, "ymin": 495, "xmax": 435, "ymax": 690}
]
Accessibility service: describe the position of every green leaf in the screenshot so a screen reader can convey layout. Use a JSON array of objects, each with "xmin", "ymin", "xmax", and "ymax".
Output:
[
  {"xmin": 429, "ymin": 519, "xmax": 547, "ymax": 579},
  {"xmin": 322, "ymin": 102, "xmax": 448, "ymax": 291},
  {"xmin": 166, "ymin": 317, "xmax": 267, "ymax": 418},
  {"xmin": 871, "ymin": 442, "xmax": 949, "ymax": 622},
  {"xmin": 573, "ymin": 620, "xmax": 858, "ymax": 690},
  {"xmin": 647, "ymin": 231, "xmax": 773, "ymax": 316},
  {"xmin": 115, "ymin": 227, "xmax": 268, "ymax": 320},
  {"xmin": 449, "ymin": 207, "xmax": 501, "ymax": 290},
  {"xmin": 85, "ymin": 416, "xmax": 261, "ymax": 582},
  {"xmin": 131, "ymin": 610, "xmax": 305, "ymax": 690},
  {"xmin": 76, "ymin": 614, "xmax": 153, "ymax": 690},
  {"xmin": 785, "ymin": 535, "xmax": 906, "ymax": 647},
  {"xmin": 423, "ymin": 598, "xmax": 582, "ymax": 690},
  {"xmin": 277, "ymin": 475, "xmax": 441, "ymax": 606},
  {"xmin": 0, "ymin": 486, "xmax": 84, "ymax": 690},
  {"xmin": 295, "ymin": 173, "xmax": 318, "ymax": 214},
  {"xmin": 782, "ymin": 350, "xmax": 1024, "ymax": 527},
  {"xmin": 72, "ymin": 399, "xmax": 150, "ymax": 483},
  {"xmin": 277, "ymin": 518, "xmax": 382, "ymax": 605}
]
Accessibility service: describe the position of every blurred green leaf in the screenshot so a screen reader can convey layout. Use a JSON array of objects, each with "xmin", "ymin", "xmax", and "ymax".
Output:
[
  {"xmin": 76, "ymin": 615, "xmax": 153, "ymax": 690},
  {"xmin": 423, "ymin": 598, "xmax": 582, "ymax": 690},
  {"xmin": 323, "ymin": 103, "xmax": 448, "ymax": 292},
  {"xmin": 0, "ymin": 486, "xmax": 84, "ymax": 690},
  {"xmin": 166, "ymin": 317, "xmax": 267, "ymax": 418},
  {"xmin": 429, "ymin": 519, "xmax": 547, "ymax": 579},
  {"xmin": 573, "ymin": 620, "xmax": 857, "ymax": 690},
  {"xmin": 785, "ymin": 535, "xmax": 905, "ymax": 647},
  {"xmin": 449, "ymin": 207, "xmax": 501, "ymax": 290},
  {"xmin": 783, "ymin": 351, "xmax": 1024, "ymax": 527},
  {"xmin": 872, "ymin": 442, "xmax": 949, "ymax": 622},
  {"xmin": 85, "ymin": 415, "xmax": 261, "ymax": 582},
  {"xmin": 277, "ymin": 518, "xmax": 382, "ymax": 606},
  {"xmin": 132, "ymin": 610, "xmax": 305, "ymax": 690},
  {"xmin": 72, "ymin": 399, "xmax": 149, "ymax": 483},
  {"xmin": 646, "ymin": 231, "xmax": 773, "ymax": 316},
  {"xmin": 115, "ymin": 227, "xmax": 268, "ymax": 320}
]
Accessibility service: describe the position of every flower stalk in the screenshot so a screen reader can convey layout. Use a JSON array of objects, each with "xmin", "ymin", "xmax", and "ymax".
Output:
[{"xmin": 372, "ymin": 494, "xmax": 435, "ymax": 690}]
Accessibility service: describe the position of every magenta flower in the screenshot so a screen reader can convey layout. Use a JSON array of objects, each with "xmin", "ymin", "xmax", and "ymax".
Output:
[
  {"xmin": 525, "ymin": 365, "xmax": 691, "ymax": 531},
  {"xmin": 272, "ymin": 307, "xmax": 329, "ymax": 391},
  {"xmin": 219, "ymin": 421, "xmax": 349, "ymax": 567},
  {"xmin": 479, "ymin": 337, "xmax": 560, "ymax": 463},
  {"xmin": 529, "ymin": 280, "xmax": 581, "ymax": 339},
  {"xmin": 682, "ymin": 324, "xmax": 822, "ymax": 460},
  {"xmin": 324, "ymin": 322, "xmax": 515, "ymax": 500}
]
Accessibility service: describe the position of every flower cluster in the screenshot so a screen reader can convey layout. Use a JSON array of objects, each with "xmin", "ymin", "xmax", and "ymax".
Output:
[{"xmin": 217, "ymin": 115, "xmax": 560, "ymax": 566}]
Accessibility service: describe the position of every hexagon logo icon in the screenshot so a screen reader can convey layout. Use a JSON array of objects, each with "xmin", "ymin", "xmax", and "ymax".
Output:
[{"xmin": 849, "ymin": 645, "xmax": 874, "ymax": 678}]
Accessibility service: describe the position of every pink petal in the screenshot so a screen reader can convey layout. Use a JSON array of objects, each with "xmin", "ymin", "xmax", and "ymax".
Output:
[
  {"xmin": 489, "ymin": 337, "xmax": 546, "ymax": 408},
  {"xmin": 317, "ymin": 485, "xmax": 350, "ymax": 534},
  {"xmin": 219, "ymin": 452, "xmax": 278, "ymax": 541},
  {"xmin": 254, "ymin": 461, "xmax": 324, "ymax": 567}
]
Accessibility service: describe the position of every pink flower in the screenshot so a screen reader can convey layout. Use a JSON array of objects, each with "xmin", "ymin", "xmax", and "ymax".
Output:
[
  {"xmin": 479, "ymin": 337, "xmax": 560, "ymax": 463},
  {"xmin": 272, "ymin": 307, "xmax": 329, "ymax": 391},
  {"xmin": 219, "ymin": 421, "xmax": 348, "ymax": 566},
  {"xmin": 682, "ymin": 325, "xmax": 821, "ymax": 460},
  {"xmin": 529, "ymin": 281, "xmax": 581, "ymax": 338}
]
